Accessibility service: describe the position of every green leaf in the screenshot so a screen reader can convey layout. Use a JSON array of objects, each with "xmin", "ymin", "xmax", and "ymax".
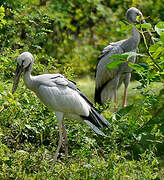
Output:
[
  {"xmin": 116, "ymin": 104, "xmax": 134, "ymax": 120},
  {"xmin": 128, "ymin": 62, "xmax": 145, "ymax": 71},
  {"xmin": 110, "ymin": 52, "xmax": 145, "ymax": 60},
  {"xmin": 160, "ymin": 32, "xmax": 164, "ymax": 43},
  {"xmin": 136, "ymin": 23, "xmax": 152, "ymax": 29},
  {"xmin": 109, "ymin": 54, "xmax": 128, "ymax": 60},
  {"xmin": 107, "ymin": 52, "xmax": 146, "ymax": 70},
  {"xmin": 119, "ymin": 21, "xmax": 133, "ymax": 31},
  {"xmin": 155, "ymin": 22, "xmax": 164, "ymax": 36},
  {"xmin": 41, "ymin": 28, "xmax": 53, "ymax": 33},
  {"xmin": 156, "ymin": 21, "xmax": 164, "ymax": 29},
  {"xmin": 155, "ymin": 26, "xmax": 162, "ymax": 35},
  {"xmin": 152, "ymin": 46, "xmax": 164, "ymax": 59},
  {"xmin": 106, "ymin": 60, "xmax": 124, "ymax": 70},
  {"xmin": 149, "ymin": 44, "xmax": 160, "ymax": 53},
  {"xmin": 0, "ymin": 84, "xmax": 4, "ymax": 91},
  {"xmin": 123, "ymin": 52, "xmax": 146, "ymax": 59}
]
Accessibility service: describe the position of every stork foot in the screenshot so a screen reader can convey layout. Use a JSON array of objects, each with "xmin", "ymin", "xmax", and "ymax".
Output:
[{"xmin": 122, "ymin": 103, "xmax": 127, "ymax": 107}]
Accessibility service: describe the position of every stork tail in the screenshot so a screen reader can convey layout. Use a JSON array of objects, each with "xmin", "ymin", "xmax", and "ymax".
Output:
[
  {"xmin": 81, "ymin": 107, "xmax": 111, "ymax": 136},
  {"xmin": 94, "ymin": 87, "xmax": 103, "ymax": 105}
]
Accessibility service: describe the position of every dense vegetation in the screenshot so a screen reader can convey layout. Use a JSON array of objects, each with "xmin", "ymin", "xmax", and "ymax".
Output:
[{"xmin": 0, "ymin": 0, "xmax": 163, "ymax": 179}]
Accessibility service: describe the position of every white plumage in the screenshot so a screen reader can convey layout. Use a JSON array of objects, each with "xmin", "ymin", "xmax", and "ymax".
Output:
[{"xmin": 12, "ymin": 52, "xmax": 110, "ymax": 165}]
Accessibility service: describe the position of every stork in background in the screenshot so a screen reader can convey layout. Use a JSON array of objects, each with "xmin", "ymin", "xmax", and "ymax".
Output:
[
  {"xmin": 12, "ymin": 52, "xmax": 110, "ymax": 165},
  {"xmin": 95, "ymin": 7, "xmax": 153, "ymax": 107}
]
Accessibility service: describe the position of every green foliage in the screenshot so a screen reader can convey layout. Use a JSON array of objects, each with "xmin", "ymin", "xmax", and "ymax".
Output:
[
  {"xmin": 106, "ymin": 52, "xmax": 146, "ymax": 70},
  {"xmin": 105, "ymin": 19, "xmax": 164, "ymax": 163},
  {"xmin": 0, "ymin": 0, "xmax": 164, "ymax": 178},
  {"xmin": 106, "ymin": 60, "xmax": 124, "ymax": 70},
  {"xmin": 136, "ymin": 23, "xmax": 152, "ymax": 29},
  {"xmin": 119, "ymin": 21, "xmax": 133, "ymax": 31}
]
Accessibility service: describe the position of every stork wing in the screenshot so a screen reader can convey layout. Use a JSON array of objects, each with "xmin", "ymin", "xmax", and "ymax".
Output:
[
  {"xmin": 35, "ymin": 74, "xmax": 110, "ymax": 135},
  {"xmin": 97, "ymin": 39, "xmax": 126, "ymax": 63},
  {"xmin": 95, "ymin": 45, "xmax": 124, "ymax": 89},
  {"xmin": 36, "ymin": 75, "xmax": 91, "ymax": 116}
]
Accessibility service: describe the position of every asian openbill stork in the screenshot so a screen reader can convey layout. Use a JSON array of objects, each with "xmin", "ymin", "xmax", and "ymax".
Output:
[
  {"xmin": 12, "ymin": 52, "xmax": 110, "ymax": 166},
  {"xmin": 95, "ymin": 7, "xmax": 153, "ymax": 107}
]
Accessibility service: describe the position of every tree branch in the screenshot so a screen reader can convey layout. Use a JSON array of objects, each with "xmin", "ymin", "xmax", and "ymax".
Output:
[{"xmin": 141, "ymin": 31, "xmax": 163, "ymax": 72}]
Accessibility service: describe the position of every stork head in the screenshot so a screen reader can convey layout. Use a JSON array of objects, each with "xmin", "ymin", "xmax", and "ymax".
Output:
[
  {"xmin": 17, "ymin": 52, "xmax": 34, "ymax": 69},
  {"xmin": 12, "ymin": 52, "xmax": 34, "ymax": 94},
  {"xmin": 126, "ymin": 7, "xmax": 145, "ymax": 24},
  {"xmin": 126, "ymin": 7, "xmax": 155, "ymax": 44}
]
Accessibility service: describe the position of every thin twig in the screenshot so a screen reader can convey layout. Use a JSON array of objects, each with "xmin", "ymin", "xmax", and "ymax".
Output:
[
  {"xmin": 0, "ymin": 106, "xmax": 4, "ymax": 113},
  {"xmin": 141, "ymin": 30, "xmax": 162, "ymax": 72}
]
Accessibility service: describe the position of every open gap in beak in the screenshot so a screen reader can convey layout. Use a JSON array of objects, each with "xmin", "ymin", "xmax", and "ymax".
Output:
[{"xmin": 12, "ymin": 64, "xmax": 24, "ymax": 94}]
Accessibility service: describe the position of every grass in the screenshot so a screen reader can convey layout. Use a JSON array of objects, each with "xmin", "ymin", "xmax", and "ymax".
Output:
[
  {"xmin": 0, "ymin": 75, "xmax": 163, "ymax": 179},
  {"xmin": 77, "ymin": 76, "xmax": 163, "ymax": 106}
]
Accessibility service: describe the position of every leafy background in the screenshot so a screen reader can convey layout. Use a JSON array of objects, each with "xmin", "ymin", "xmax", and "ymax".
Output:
[{"xmin": 0, "ymin": 0, "xmax": 164, "ymax": 179}]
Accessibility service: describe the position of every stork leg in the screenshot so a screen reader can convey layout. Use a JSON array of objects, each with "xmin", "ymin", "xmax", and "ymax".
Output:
[
  {"xmin": 122, "ymin": 73, "xmax": 131, "ymax": 107},
  {"xmin": 113, "ymin": 75, "xmax": 120, "ymax": 111},
  {"xmin": 114, "ymin": 89, "xmax": 118, "ymax": 104},
  {"xmin": 113, "ymin": 89, "xmax": 118, "ymax": 111},
  {"xmin": 122, "ymin": 86, "xmax": 128, "ymax": 107},
  {"xmin": 51, "ymin": 112, "xmax": 64, "ymax": 166},
  {"xmin": 62, "ymin": 120, "xmax": 68, "ymax": 157}
]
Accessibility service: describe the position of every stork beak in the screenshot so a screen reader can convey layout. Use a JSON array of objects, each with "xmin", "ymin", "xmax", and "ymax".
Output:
[
  {"xmin": 136, "ymin": 15, "xmax": 145, "ymax": 24},
  {"xmin": 12, "ymin": 64, "xmax": 24, "ymax": 94},
  {"xmin": 140, "ymin": 19, "xmax": 146, "ymax": 25}
]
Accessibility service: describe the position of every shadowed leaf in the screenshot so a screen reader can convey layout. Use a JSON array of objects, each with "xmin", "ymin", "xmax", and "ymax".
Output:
[{"xmin": 116, "ymin": 104, "xmax": 134, "ymax": 120}]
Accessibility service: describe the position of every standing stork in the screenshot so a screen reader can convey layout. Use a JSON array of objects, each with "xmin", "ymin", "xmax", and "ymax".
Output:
[
  {"xmin": 95, "ymin": 7, "xmax": 151, "ymax": 107},
  {"xmin": 12, "ymin": 52, "xmax": 110, "ymax": 165}
]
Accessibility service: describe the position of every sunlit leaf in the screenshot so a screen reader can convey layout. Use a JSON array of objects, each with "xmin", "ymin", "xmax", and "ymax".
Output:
[
  {"xmin": 123, "ymin": 52, "xmax": 146, "ymax": 59},
  {"xmin": 128, "ymin": 62, "xmax": 145, "ymax": 71},
  {"xmin": 109, "ymin": 54, "xmax": 128, "ymax": 60},
  {"xmin": 41, "ymin": 28, "xmax": 53, "ymax": 33},
  {"xmin": 156, "ymin": 21, "xmax": 164, "ymax": 29},
  {"xmin": 149, "ymin": 44, "xmax": 160, "ymax": 52},
  {"xmin": 155, "ymin": 26, "xmax": 162, "ymax": 35},
  {"xmin": 0, "ymin": 84, "xmax": 4, "ymax": 91},
  {"xmin": 119, "ymin": 21, "xmax": 133, "ymax": 31},
  {"xmin": 110, "ymin": 52, "xmax": 145, "ymax": 60},
  {"xmin": 155, "ymin": 22, "xmax": 164, "ymax": 35},
  {"xmin": 136, "ymin": 23, "xmax": 152, "ymax": 29},
  {"xmin": 152, "ymin": 46, "xmax": 164, "ymax": 59},
  {"xmin": 106, "ymin": 60, "xmax": 124, "ymax": 70},
  {"xmin": 107, "ymin": 52, "xmax": 146, "ymax": 70},
  {"xmin": 160, "ymin": 32, "xmax": 164, "ymax": 43}
]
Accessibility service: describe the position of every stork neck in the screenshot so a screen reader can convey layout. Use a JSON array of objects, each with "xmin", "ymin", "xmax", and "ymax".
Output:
[
  {"xmin": 122, "ymin": 25, "xmax": 140, "ymax": 51},
  {"xmin": 23, "ymin": 63, "xmax": 34, "ymax": 90},
  {"xmin": 131, "ymin": 25, "xmax": 140, "ymax": 44}
]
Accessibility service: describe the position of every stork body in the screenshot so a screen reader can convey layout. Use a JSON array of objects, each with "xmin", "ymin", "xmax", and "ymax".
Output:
[
  {"xmin": 95, "ymin": 7, "xmax": 144, "ymax": 107},
  {"xmin": 12, "ymin": 52, "xmax": 110, "ymax": 165}
]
